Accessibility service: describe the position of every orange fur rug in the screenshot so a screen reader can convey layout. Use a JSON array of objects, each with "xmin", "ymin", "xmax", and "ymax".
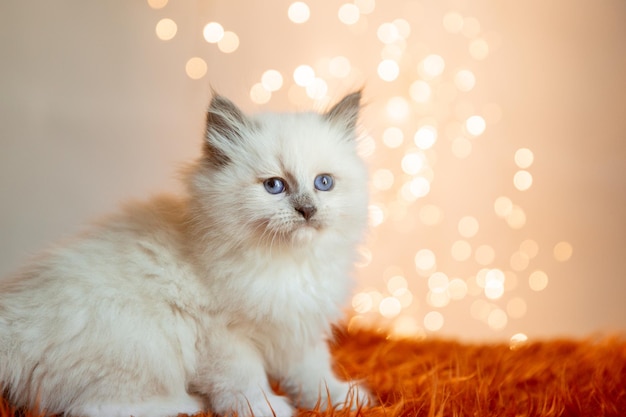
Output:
[{"xmin": 2, "ymin": 326, "xmax": 625, "ymax": 417}]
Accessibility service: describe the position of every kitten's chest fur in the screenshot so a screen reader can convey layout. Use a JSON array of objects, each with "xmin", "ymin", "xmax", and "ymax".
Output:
[{"xmin": 198, "ymin": 239, "xmax": 350, "ymax": 340}]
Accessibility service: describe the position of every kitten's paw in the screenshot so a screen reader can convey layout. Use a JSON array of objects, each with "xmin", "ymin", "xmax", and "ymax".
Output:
[
  {"xmin": 320, "ymin": 381, "xmax": 374, "ymax": 411},
  {"xmin": 214, "ymin": 392, "xmax": 294, "ymax": 417}
]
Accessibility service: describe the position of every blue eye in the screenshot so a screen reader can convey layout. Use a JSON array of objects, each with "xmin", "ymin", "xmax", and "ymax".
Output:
[
  {"xmin": 314, "ymin": 174, "xmax": 334, "ymax": 191},
  {"xmin": 263, "ymin": 177, "xmax": 286, "ymax": 194}
]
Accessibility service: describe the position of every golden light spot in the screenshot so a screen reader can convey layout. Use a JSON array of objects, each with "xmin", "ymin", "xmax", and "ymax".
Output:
[
  {"xmin": 287, "ymin": 2, "xmax": 310, "ymax": 24},
  {"xmin": 261, "ymin": 69, "xmax": 283, "ymax": 92},
  {"xmin": 382, "ymin": 127, "xmax": 404, "ymax": 148},
  {"xmin": 510, "ymin": 333, "xmax": 529, "ymax": 350},
  {"xmin": 461, "ymin": 17, "xmax": 481, "ymax": 38},
  {"xmin": 352, "ymin": 292, "xmax": 373, "ymax": 313},
  {"xmin": 401, "ymin": 152, "xmax": 425, "ymax": 175},
  {"xmin": 386, "ymin": 96, "xmax": 410, "ymax": 121},
  {"xmin": 415, "ymin": 249, "xmax": 436, "ymax": 275},
  {"xmin": 424, "ymin": 311, "xmax": 444, "ymax": 332},
  {"xmin": 515, "ymin": 148, "xmax": 534, "ymax": 168},
  {"xmin": 249, "ymin": 83, "xmax": 271, "ymax": 104},
  {"xmin": 442, "ymin": 11, "xmax": 464, "ymax": 34},
  {"xmin": 379, "ymin": 297, "xmax": 402, "ymax": 318},
  {"xmin": 368, "ymin": 204, "xmax": 385, "ymax": 227},
  {"xmin": 305, "ymin": 77, "xmax": 328, "ymax": 99},
  {"xmin": 507, "ymin": 297, "xmax": 527, "ymax": 318},
  {"xmin": 377, "ymin": 59, "xmax": 400, "ymax": 81},
  {"xmin": 513, "ymin": 170, "xmax": 533, "ymax": 191},
  {"xmin": 393, "ymin": 18, "xmax": 411, "ymax": 38},
  {"xmin": 427, "ymin": 290, "xmax": 450, "ymax": 308},
  {"xmin": 458, "ymin": 216, "xmax": 479, "ymax": 238},
  {"xmin": 529, "ymin": 270, "xmax": 549, "ymax": 292},
  {"xmin": 509, "ymin": 251, "xmax": 530, "ymax": 271},
  {"xmin": 428, "ymin": 272, "xmax": 449, "ymax": 293},
  {"xmin": 409, "ymin": 177, "xmax": 430, "ymax": 198},
  {"xmin": 338, "ymin": 3, "xmax": 360, "ymax": 25},
  {"xmin": 372, "ymin": 168, "xmax": 394, "ymax": 191},
  {"xmin": 454, "ymin": 69, "xmax": 476, "ymax": 92},
  {"xmin": 203, "ymin": 22, "xmax": 224, "ymax": 43},
  {"xmin": 475, "ymin": 244, "xmax": 495, "ymax": 265},
  {"xmin": 419, "ymin": 54, "xmax": 445, "ymax": 79},
  {"xmin": 487, "ymin": 308, "xmax": 508, "ymax": 330},
  {"xmin": 218, "ymin": 31, "xmax": 239, "ymax": 53},
  {"xmin": 293, "ymin": 65, "xmax": 315, "ymax": 87},
  {"xmin": 414, "ymin": 125, "xmax": 438, "ymax": 150},
  {"xmin": 155, "ymin": 18, "xmax": 177, "ymax": 41},
  {"xmin": 419, "ymin": 204, "xmax": 443, "ymax": 226},
  {"xmin": 506, "ymin": 205, "xmax": 527, "ymax": 229},
  {"xmin": 399, "ymin": 183, "xmax": 417, "ymax": 202},
  {"xmin": 409, "ymin": 80, "xmax": 432, "ymax": 103},
  {"xmin": 328, "ymin": 56, "xmax": 351, "ymax": 78},
  {"xmin": 355, "ymin": 0, "xmax": 376, "ymax": 14},
  {"xmin": 387, "ymin": 275, "xmax": 408, "ymax": 295},
  {"xmin": 392, "ymin": 316, "xmax": 421, "ymax": 337},
  {"xmin": 396, "ymin": 288, "xmax": 414, "ymax": 308},
  {"xmin": 451, "ymin": 240, "xmax": 472, "ymax": 261},
  {"xmin": 377, "ymin": 22, "xmax": 400, "ymax": 44},
  {"xmin": 484, "ymin": 269, "xmax": 505, "ymax": 300},
  {"xmin": 382, "ymin": 43, "xmax": 406, "ymax": 60},
  {"xmin": 147, "ymin": 0, "xmax": 168, "ymax": 9},
  {"xmin": 465, "ymin": 115, "xmax": 486, "ymax": 136},
  {"xmin": 520, "ymin": 239, "xmax": 539, "ymax": 259},
  {"xmin": 185, "ymin": 57, "xmax": 207, "ymax": 80},
  {"xmin": 451, "ymin": 137, "xmax": 472, "ymax": 159},
  {"xmin": 448, "ymin": 278, "xmax": 468, "ymax": 300},
  {"xmin": 469, "ymin": 38, "xmax": 489, "ymax": 60},
  {"xmin": 494, "ymin": 196, "xmax": 513, "ymax": 217},
  {"xmin": 553, "ymin": 241, "xmax": 573, "ymax": 262}
]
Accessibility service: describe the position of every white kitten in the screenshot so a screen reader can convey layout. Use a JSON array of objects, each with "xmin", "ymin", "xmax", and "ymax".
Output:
[{"xmin": 0, "ymin": 91, "xmax": 371, "ymax": 417}]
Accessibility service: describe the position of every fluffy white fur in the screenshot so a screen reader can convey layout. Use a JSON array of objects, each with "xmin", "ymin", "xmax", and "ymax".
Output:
[{"xmin": 0, "ymin": 92, "xmax": 370, "ymax": 417}]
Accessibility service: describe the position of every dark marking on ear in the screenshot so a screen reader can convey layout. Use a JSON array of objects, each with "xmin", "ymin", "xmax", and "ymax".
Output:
[
  {"xmin": 204, "ymin": 93, "xmax": 252, "ymax": 167},
  {"xmin": 324, "ymin": 90, "xmax": 362, "ymax": 134}
]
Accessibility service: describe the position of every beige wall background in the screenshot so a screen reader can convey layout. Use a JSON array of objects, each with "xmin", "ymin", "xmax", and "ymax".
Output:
[{"xmin": 1, "ymin": 0, "xmax": 625, "ymax": 341}]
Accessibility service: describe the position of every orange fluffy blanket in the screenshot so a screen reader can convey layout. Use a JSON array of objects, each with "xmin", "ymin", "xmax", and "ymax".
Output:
[{"xmin": 2, "ymin": 327, "xmax": 625, "ymax": 417}]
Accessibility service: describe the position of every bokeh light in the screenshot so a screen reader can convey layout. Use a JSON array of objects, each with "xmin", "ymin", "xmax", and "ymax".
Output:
[
  {"xmin": 338, "ymin": 3, "xmax": 360, "ymax": 25},
  {"xmin": 203, "ymin": 22, "xmax": 224, "ymax": 43},
  {"xmin": 529, "ymin": 270, "xmax": 549, "ymax": 292},
  {"xmin": 288, "ymin": 2, "xmax": 310, "ymax": 24},
  {"xmin": 218, "ymin": 31, "xmax": 239, "ymax": 53},
  {"xmin": 155, "ymin": 18, "xmax": 177, "ymax": 41},
  {"xmin": 147, "ymin": 0, "xmax": 168, "ymax": 9},
  {"xmin": 185, "ymin": 57, "xmax": 207, "ymax": 80},
  {"xmin": 553, "ymin": 241, "xmax": 573, "ymax": 262}
]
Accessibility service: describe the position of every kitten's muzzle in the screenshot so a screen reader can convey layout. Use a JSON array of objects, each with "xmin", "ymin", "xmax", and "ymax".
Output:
[{"xmin": 295, "ymin": 205, "xmax": 317, "ymax": 221}]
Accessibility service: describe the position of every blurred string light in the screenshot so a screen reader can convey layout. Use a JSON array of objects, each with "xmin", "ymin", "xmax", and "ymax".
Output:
[
  {"xmin": 287, "ymin": 2, "xmax": 310, "ymax": 24},
  {"xmin": 147, "ymin": 0, "xmax": 574, "ymax": 339}
]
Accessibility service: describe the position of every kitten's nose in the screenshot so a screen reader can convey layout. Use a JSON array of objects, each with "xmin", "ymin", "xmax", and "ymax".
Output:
[{"xmin": 295, "ymin": 205, "xmax": 317, "ymax": 221}]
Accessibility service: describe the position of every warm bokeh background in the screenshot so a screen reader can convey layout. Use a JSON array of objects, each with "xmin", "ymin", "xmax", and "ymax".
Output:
[{"xmin": 1, "ymin": 0, "xmax": 625, "ymax": 341}]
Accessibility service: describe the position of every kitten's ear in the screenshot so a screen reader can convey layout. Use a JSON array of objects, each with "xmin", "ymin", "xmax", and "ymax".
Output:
[
  {"xmin": 204, "ymin": 93, "xmax": 251, "ymax": 166},
  {"xmin": 324, "ymin": 90, "xmax": 362, "ymax": 133}
]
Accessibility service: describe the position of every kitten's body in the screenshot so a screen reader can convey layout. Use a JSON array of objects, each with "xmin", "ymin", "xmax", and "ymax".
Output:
[{"xmin": 0, "ymin": 93, "xmax": 370, "ymax": 417}]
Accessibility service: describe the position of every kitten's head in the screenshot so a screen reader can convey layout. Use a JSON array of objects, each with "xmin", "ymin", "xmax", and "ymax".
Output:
[{"xmin": 190, "ymin": 91, "xmax": 368, "ymax": 252}]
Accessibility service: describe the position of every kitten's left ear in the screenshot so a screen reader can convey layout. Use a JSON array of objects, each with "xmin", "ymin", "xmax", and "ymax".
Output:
[{"xmin": 324, "ymin": 90, "xmax": 362, "ymax": 133}]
